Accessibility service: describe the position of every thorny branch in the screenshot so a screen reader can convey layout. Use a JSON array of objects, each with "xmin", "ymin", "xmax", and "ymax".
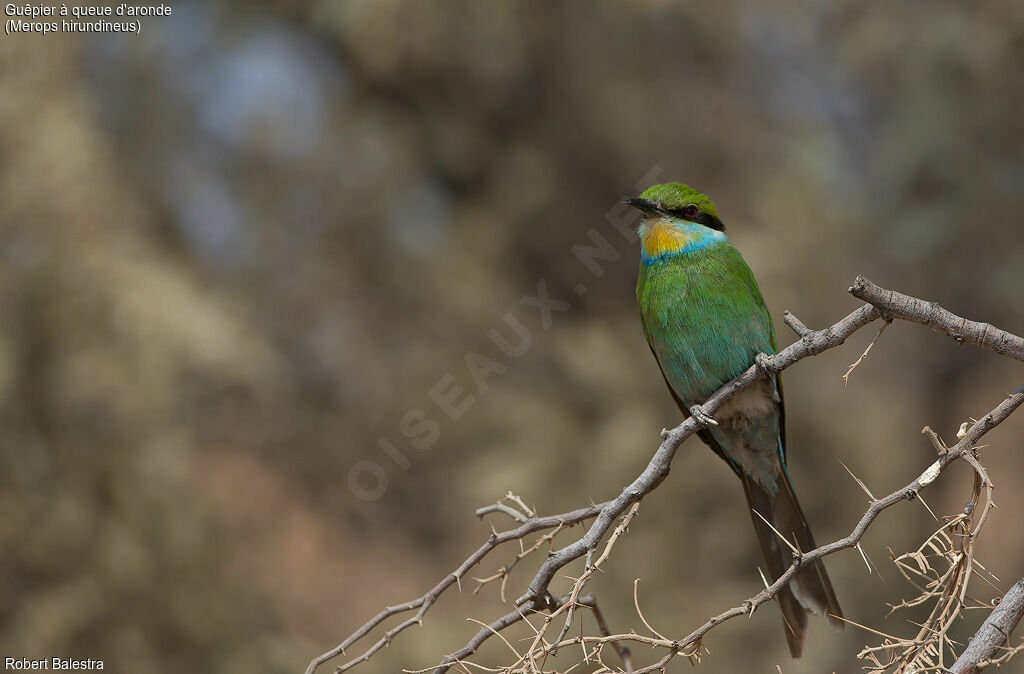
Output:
[
  {"xmin": 849, "ymin": 276, "xmax": 1024, "ymax": 363},
  {"xmin": 952, "ymin": 577, "xmax": 1024, "ymax": 674},
  {"xmin": 304, "ymin": 502, "xmax": 607, "ymax": 674},
  {"xmin": 306, "ymin": 277, "xmax": 1024, "ymax": 674},
  {"xmin": 621, "ymin": 385, "xmax": 1022, "ymax": 674}
]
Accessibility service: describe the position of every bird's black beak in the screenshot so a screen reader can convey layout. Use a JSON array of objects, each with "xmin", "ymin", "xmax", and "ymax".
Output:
[{"xmin": 621, "ymin": 197, "xmax": 661, "ymax": 216}]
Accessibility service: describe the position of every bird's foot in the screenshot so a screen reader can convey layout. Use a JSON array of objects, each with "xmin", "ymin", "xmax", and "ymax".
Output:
[
  {"xmin": 755, "ymin": 352, "xmax": 774, "ymax": 375},
  {"xmin": 688, "ymin": 405, "xmax": 718, "ymax": 428}
]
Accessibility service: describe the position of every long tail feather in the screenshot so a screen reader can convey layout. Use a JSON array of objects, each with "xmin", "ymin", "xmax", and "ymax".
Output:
[{"xmin": 742, "ymin": 473, "xmax": 844, "ymax": 658}]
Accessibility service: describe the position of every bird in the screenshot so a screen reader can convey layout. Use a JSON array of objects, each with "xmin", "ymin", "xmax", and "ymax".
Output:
[{"xmin": 624, "ymin": 182, "xmax": 843, "ymax": 657}]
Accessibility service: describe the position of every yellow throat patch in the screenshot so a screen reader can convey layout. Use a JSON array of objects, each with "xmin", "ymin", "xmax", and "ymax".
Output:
[{"xmin": 640, "ymin": 218, "xmax": 695, "ymax": 259}]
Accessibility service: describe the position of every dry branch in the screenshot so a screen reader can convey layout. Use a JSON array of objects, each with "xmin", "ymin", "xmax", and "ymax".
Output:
[
  {"xmin": 306, "ymin": 277, "xmax": 1024, "ymax": 674},
  {"xmin": 952, "ymin": 576, "xmax": 1024, "ymax": 674},
  {"xmin": 303, "ymin": 502, "xmax": 607, "ymax": 674},
  {"xmin": 850, "ymin": 276, "xmax": 1024, "ymax": 363},
  {"xmin": 623, "ymin": 383, "xmax": 1023, "ymax": 674}
]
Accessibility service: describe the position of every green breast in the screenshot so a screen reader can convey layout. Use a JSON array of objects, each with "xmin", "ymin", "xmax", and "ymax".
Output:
[{"xmin": 637, "ymin": 240, "xmax": 775, "ymax": 406}]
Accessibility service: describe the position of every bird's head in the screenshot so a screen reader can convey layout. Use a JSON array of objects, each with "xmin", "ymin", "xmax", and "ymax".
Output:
[{"xmin": 623, "ymin": 182, "xmax": 726, "ymax": 262}]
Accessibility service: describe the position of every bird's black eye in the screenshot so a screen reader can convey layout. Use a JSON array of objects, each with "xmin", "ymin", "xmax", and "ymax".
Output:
[{"xmin": 683, "ymin": 205, "xmax": 699, "ymax": 219}]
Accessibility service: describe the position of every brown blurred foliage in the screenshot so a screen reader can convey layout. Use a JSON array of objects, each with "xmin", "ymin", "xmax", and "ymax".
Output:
[{"xmin": 1, "ymin": 2, "xmax": 1023, "ymax": 673}]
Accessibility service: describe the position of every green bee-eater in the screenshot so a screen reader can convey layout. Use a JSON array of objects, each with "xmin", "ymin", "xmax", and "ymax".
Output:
[{"xmin": 626, "ymin": 182, "xmax": 843, "ymax": 657}]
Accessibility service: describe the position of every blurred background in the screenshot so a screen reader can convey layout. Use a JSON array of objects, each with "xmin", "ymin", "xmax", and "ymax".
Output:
[{"xmin": 2, "ymin": 1, "xmax": 1023, "ymax": 672}]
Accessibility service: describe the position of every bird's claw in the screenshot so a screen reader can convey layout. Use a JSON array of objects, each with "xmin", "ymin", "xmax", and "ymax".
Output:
[
  {"xmin": 755, "ymin": 352, "xmax": 773, "ymax": 375},
  {"xmin": 689, "ymin": 405, "xmax": 718, "ymax": 428}
]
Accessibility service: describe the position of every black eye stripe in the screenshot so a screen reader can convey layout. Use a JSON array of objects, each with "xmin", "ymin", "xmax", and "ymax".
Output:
[
  {"xmin": 664, "ymin": 207, "xmax": 726, "ymax": 232},
  {"xmin": 659, "ymin": 204, "xmax": 726, "ymax": 231},
  {"xmin": 694, "ymin": 212, "xmax": 726, "ymax": 231}
]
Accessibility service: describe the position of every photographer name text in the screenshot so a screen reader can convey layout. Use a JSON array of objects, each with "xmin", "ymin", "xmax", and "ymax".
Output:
[{"xmin": 5, "ymin": 659, "xmax": 103, "ymax": 671}]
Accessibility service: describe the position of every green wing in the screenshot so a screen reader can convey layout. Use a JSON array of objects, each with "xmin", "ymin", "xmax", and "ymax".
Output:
[{"xmin": 637, "ymin": 240, "xmax": 787, "ymax": 474}]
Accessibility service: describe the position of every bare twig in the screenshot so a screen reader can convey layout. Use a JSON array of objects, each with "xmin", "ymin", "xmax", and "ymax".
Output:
[
  {"xmin": 548, "ymin": 501, "xmax": 634, "ymax": 655},
  {"xmin": 407, "ymin": 595, "xmax": 558, "ymax": 674},
  {"xmin": 843, "ymin": 319, "xmax": 891, "ymax": 386},
  {"xmin": 921, "ymin": 425, "xmax": 948, "ymax": 455},
  {"xmin": 549, "ymin": 503, "xmax": 640, "ymax": 656},
  {"xmin": 303, "ymin": 503, "xmax": 606, "ymax": 674},
  {"xmin": 633, "ymin": 579, "xmax": 669, "ymax": 642},
  {"xmin": 472, "ymin": 524, "xmax": 563, "ymax": 601},
  {"xmin": 578, "ymin": 596, "xmax": 633, "ymax": 672},
  {"xmin": 475, "ymin": 503, "xmax": 529, "ymax": 524},
  {"xmin": 783, "ymin": 309, "xmax": 812, "ymax": 337}
]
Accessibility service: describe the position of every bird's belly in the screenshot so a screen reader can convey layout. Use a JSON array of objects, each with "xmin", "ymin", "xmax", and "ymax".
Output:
[
  {"xmin": 717, "ymin": 378, "xmax": 778, "ymax": 424},
  {"xmin": 711, "ymin": 379, "xmax": 783, "ymax": 494}
]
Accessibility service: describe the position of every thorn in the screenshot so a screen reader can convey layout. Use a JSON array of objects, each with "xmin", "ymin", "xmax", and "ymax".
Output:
[
  {"xmin": 856, "ymin": 543, "xmax": 872, "ymax": 574},
  {"xmin": 917, "ymin": 493, "xmax": 939, "ymax": 521},
  {"xmin": 839, "ymin": 459, "xmax": 877, "ymax": 500},
  {"xmin": 752, "ymin": 509, "xmax": 801, "ymax": 557}
]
